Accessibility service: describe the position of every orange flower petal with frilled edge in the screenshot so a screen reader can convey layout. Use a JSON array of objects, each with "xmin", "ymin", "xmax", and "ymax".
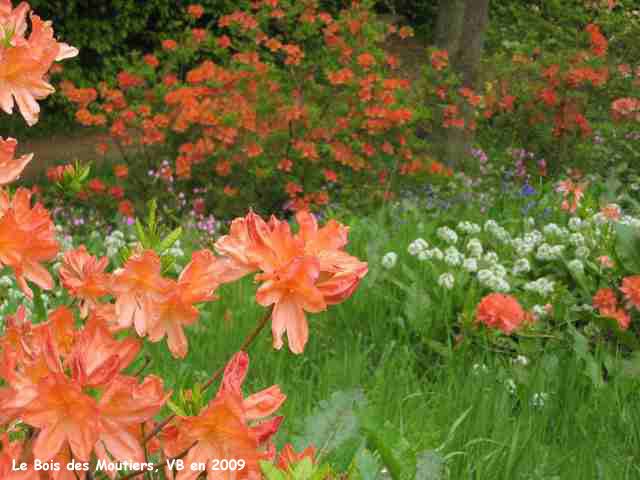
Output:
[
  {"xmin": 23, "ymin": 373, "xmax": 100, "ymax": 462},
  {"xmin": 277, "ymin": 443, "xmax": 316, "ymax": 471},
  {"xmin": 0, "ymin": 188, "xmax": 58, "ymax": 298},
  {"xmin": 111, "ymin": 249, "xmax": 173, "ymax": 335},
  {"xmin": 72, "ymin": 316, "xmax": 141, "ymax": 387},
  {"xmin": 97, "ymin": 375, "xmax": 169, "ymax": 464},
  {"xmin": 0, "ymin": 137, "xmax": 32, "ymax": 185},
  {"xmin": 59, "ymin": 245, "xmax": 110, "ymax": 318}
]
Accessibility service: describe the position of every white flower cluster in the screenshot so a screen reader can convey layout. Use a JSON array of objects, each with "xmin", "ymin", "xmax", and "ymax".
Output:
[
  {"xmin": 456, "ymin": 221, "xmax": 481, "ymax": 235},
  {"xmin": 512, "ymin": 258, "xmax": 530, "ymax": 275},
  {"xmin": 444, "ymin": 246, "xmax": 463, "ymax": 266},
  {"xmin": 535, "ymin": 243, "xmax": 565, "ymax": 261},
  {"xmin": 484, "ymin": 219, "xmax": 511, "ymax": 243},
  {"xmin": 511, "ymin": 230, "xmax": 543, "ymax": 257},
  {"xmin": 436, "ymin": 226, "xmax": 458, "ymax": 244},
  {"xmin": 524, "ymin": 278, "xmax": 554, "ymax": 297},
  {"xmin": 477, "ymin": 268, "xmax": 510, "ymax": 292},
  {"xmin": 438, "ymin": 272, "xmax": 455, "ymax": 289},
  {"xmin": 105, "ymin": 230, "xmax": 126, "ymax": 258},
  {"xmin": 567, "ymin": 259, "xmax": 584, "ymax": 274},
  {"xmin": 407, "ymin": 238, "xmax": 429, "ymax": 256},
  {"xmin": 543, "ymin": 223, "xmax": 568, "ymax": 238},
  {"xmin": 466, "ymin": 238, "xmax": 483, "ymax": 258},
  {"xmin": 382, "ymin": 252, "xmax": 398, "ymax": 269},
  {"xmin": 618, "ymin": 215, "xmax": 640, "ymax": 229},
  {"xmin": 532, "ymin": 304, "xmax": 549, "ymax": 318}
]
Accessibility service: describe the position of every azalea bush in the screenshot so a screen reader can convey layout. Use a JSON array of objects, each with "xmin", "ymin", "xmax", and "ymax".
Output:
[{"xmin": 35, "ymin": 0, "xmax": 459, "ymax": 224}]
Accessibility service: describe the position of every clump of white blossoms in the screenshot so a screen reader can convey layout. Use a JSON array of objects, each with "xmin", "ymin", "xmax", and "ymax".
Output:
[
  {"xmin": 422, "ymin": 247, "xmax": 444, "ymax": 261},
  {"xmin": 438, "ymin": 272, "xmax": 455, "ymax": 289},
  {"xmin": 457, "ymin": 221, "xmax": 481, "ymax": 234},
  {"xmin": 531, "ymin": 392, "xmax": 549, "ymax": 408},
  {"xmin": 568, "ymin": 217, "xmax": 582, "ymax": 231},
  {"xmin": 483, "ymin": 251, "xmax": 499, "ymax": 265},
  {"xmin": 382, "ymin": 252, "xmax": 398, "ymax": 269},
  {"xmin": 535, "ymin": 243, "xmax": 564, "ymax": 261},
  {"xmin": 477, "ymin": 269, "xmax": 510, "ymax": 292},
  {"xmin": 466, "ymin": 238, "xmax": 483, "ymax": 258},
  {"xmin": 512, "ymin": 258, "xmax": 531, "ymax": 275},
  {"xmin": 543, "ymin": 223, "xmax": 563, "ymax": 237},
  {"xmin": 105, "ymin": 230, "xmax": 126, "ymax": 258},
  {"xmin": 491, "ymin": 263, "xmax": 507, "ymax": 278},
  {"xmin": 567, "ymin": 259, "xmax": 584, "ymax": 274},
  {"xmin": 437, "ymin": 226, "xmax": 458, "ymax": 244},
  {"xmin": 568, "ymin": 232, "xmax": 585, "ymax": 247},
  {"xmin": 408, "ymin": 238, "xmax": 429, "ymax": 256},
  {"xmin": 444, "ymin": 246, "xmax": 463, "ymax": 266},
  {"xmin": 511, "ymin": 355, "xmax": 530, "ymax": 366},
  {"xmin": 532, "ymin": 304, "xmax": 549, "ymax": 318},
  {"xmin": 524, "ymin": 278, "xmax": 555, "ymax": 297},
  {"xmin": 462, "ymin": 257, "xmax": 478, "ymax": 272}
]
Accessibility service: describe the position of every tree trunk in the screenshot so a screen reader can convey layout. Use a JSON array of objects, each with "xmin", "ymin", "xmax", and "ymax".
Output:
[{"xmin": 431, "ymin": 0, "xmax": 490, "ymax": 174}]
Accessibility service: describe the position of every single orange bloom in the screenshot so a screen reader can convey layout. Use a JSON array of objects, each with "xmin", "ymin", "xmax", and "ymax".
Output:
[
  {"xmin": 620, "ymin": 275, "xmax": 640, "ymax": 311},
  {"xmin": 0, "ymin": 137, "xmax": 32, "ymax": 185},
  {"xmin": 592, "ymin": 288, "xmax": 617, "ymax": 312},
  {"xmin": 59, "ymin": 245, "xmax": 111, "ymax": 317},
  {"xmin": 147, "ymin": 250, "xmax": 223, "ymax": 358},
  {"xmin": 22, "ymin": 373, "xmax": 100, "ymax": 462},
  {"xmin": 118, "ymin": 199, "xmax": 134, "ymax": 217},
  {"xmin": 0, "ymin": 188, "xmax": 58, "ymax": 297},
  {"xmin": 162, "ymin": 39, "xmax": 177, "ymax": 50},
  {"xmin": 96, "ymin": 375, "xmax": 169, "ymax": 465},
  {"xmin": 0, "ymin": 8, "xmax": 78, "ymax": 125},
  {"xmin": 110, "ymin": 249, "xmax": 173, "ymax": 336},
  {"xmin": 187, "ymin": 4, "xmax": 204, "ymax": 19},
  {"xmin": 476, "ymin": 293, "xmax": 532, "ymax": 335}
]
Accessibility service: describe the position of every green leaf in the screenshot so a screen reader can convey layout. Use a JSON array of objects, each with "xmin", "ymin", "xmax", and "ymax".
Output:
[
  {"xmin": 135, "ymin": 218, "xmax": 150, "ymax": 249},
  {"xmin": 166, "ymin": 399, "xmax": 187, "ymax": 417},
  {"xmin": 614, "ymin": 223, "xmax": 640, "ymax": 274},
  {"xmin": 291, "ymin": 457, "xmax": 313, "ymax": 480},
  {"xmin": 415, "ymin": 450, "xmax": 444, "ymax": 480},
  {"xmin": 158, "ymin": 227, "xmax": 183, "ymax": 255},
  {"xmin": 259, "ymin": 461, "xmax": 287, "ymax": 480}
]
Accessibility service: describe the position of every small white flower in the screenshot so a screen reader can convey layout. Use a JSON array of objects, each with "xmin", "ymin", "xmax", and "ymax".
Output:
[
  {"xmin": 437, "ymin": 226, "xmax": 458, "ymax": 244},
  {"xmin": 526, "ymin": 217, "xmax": 535, "ymax": 227},
  {"xmin": 408, "ymin": 238, "xmax": 429, "ymax": 256},
  {"xmin": 466, "ymin": 238, "xmax": 483, "ymax": 258},
  {"xmin": 381, "ymin": 252, "xmax": 398, "ymax": 269},
  {"xmin": 438, "ymin": 272, "xmax": 455, "ymax": 289},
  {"xmin": 531, "ymin": 392, "xmax": 549, "ymax": 408},
  {"xmin": 512, "ymin": 258, "xmax": 531, "ymax": 275},
  {"xmin": 512, "ymin": 355, "xmax": 530, "ymax": 366},
  {"xmin": 568, "ymin": 259, "xmax": 584, "ymax": 274},
  {"xmin": 417, "ymin": 250, "xmax": 429, "ymax": 261},
  {"xmin": 430, "ymin": 248, "xmax": 444, "ymax": 261},
  {"xmin": 477, "ymin": 269, "xmax": 495, "ymax": 287},
  {"xmin": 472, "ymin": 363, "xmax": 489, "ymax": 375},
  {"xmin": 493, "ymin": 278, "xmax": 511, "ymax": 293},
  {"xmin": 444, "ymin": 246, "xmax": 462, "ymax": 266},
  {"xmin": 462, "ymin": 257, "xmax": 478, "ymax": 272},
  {"xmin": 568, "ymin": 217, "xmax": 582, "ymax": 231},
  {"xmin": 484, "ymin": 251, "xmax": 499, "ymax": 265},
  {"xmin": 543, "ymin": 223, "xmax": 562, "ymax": 237},
  {"xmin": 484, "ymin": 219, "xmax": 499, "ymax": 232},
  {"xmin": 532, "ymin": 304, "xmax": 548, "ymax": 318},
  {"xmin": 569, "ymin": 233, "xmax": 585, "ymax": 247},
  {"xmin": 505, "ymin": 378, "xmax": 517, "ymax": 395}
]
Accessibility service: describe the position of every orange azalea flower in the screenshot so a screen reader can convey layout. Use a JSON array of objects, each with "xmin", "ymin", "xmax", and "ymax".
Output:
[
  {"xmin": 592, "ymin": 288, "xmax": 617, "ymax": 312},
  {"xmin": 475, "ymin": 293, "xmax": 533, "ymax": 334},
  {"xmin": 0, "ymin": 187, "xmax": 58, "ymax": 297},
  {"xmin": 172, "ymin": 352, "xmax": 284, "ymax": 480},
  {"xmin": 600, "ymin": 307, "xmax": 630, "ymax": 330},
  {"xmin": 620, "ymin": 275, "xmax": 640, "ymax": 311},
  {"xmin": 0, "ymin": 136, "xmax": 32, "ymax": 185},
  {"xmin": 0, "ymin": 5, "xmax": 78, "ymax": 125},
  {"xmin": 147, "ymin": 251, "xmax": 224, "ymax": 358},
  {"xmin": 96, "ymin": 375, "xmax": 169, "ymax": 465},
  {"xmin": 71, "ymin": 316, "xmax": 141, "ymax": 387},
  {"xmin": 22, "ymin": 373, "xmax": 100, "ymax": 462},
  {"xmin": 110, "ymin": 249, "xmax": 173, "ymax": 336}
]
